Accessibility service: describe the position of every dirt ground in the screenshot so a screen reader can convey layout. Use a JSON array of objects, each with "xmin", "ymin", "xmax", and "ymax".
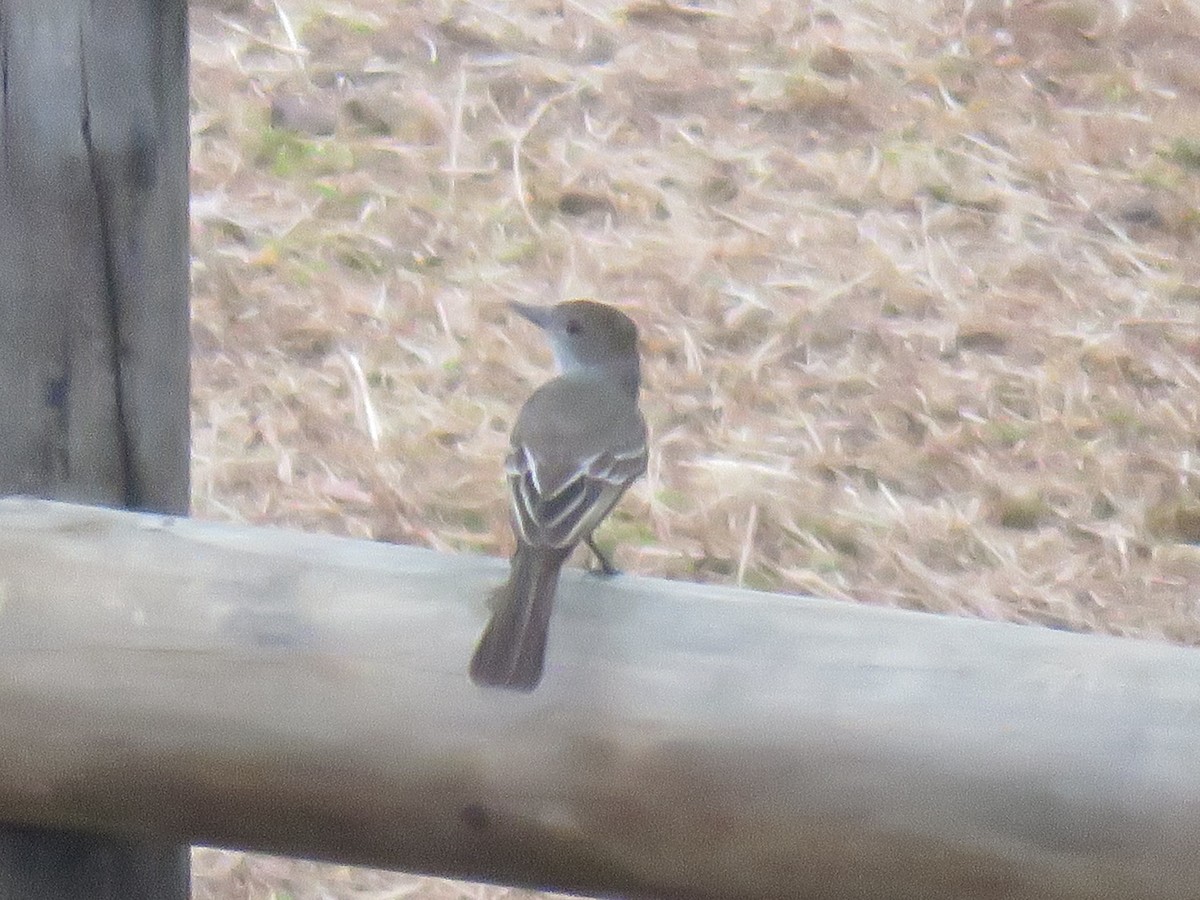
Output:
[{"xmin": 189, "ymin": 0, "xmax": 1200, "ymax": 896}]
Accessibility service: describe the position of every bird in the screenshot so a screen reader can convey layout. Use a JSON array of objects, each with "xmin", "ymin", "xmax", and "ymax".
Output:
[{"xmin": 469, "ymin": 299, "xmax": 648, "ymax": 691}]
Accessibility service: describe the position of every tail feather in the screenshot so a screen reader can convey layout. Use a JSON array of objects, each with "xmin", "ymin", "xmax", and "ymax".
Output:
[{"xmin": 469, "ymin": 546, "xmax": 570, "ymax": 691}]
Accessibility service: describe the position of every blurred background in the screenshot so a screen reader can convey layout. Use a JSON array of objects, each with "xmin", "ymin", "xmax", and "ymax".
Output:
[{"xmin": 189, "ymin": 0, "xmax": 1200, "ymax": 896}]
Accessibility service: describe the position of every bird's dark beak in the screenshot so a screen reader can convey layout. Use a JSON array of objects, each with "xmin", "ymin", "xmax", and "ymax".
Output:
[{"xmin": 510, "ymin": 301, "xmax": 553, "ymax": 329}]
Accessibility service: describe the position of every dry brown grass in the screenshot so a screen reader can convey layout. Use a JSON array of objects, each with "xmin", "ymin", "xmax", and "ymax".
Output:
[{"xmin": 190, "ymin": 0, "xmax": 1200, "ymax": 895}]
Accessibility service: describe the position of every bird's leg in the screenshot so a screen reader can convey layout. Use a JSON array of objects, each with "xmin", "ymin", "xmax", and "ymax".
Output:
[{"xmin": 585, "ymin": 536, "xmax": 620, "ymax": 577}]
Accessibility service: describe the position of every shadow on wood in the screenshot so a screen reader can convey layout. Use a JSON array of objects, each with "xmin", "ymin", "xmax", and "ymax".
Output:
[
  {"xmin": 0, "ymin": 498, "xmax": 1198, "ymax": 899},
  {"xmin": 0, "ymin": 827, "xmax": 189, "ymax": 898}
]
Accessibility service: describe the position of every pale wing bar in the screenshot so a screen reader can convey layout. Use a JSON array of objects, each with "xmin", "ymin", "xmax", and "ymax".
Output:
[{"xmin": 507, "ymin": 442, "xmax": 647, "ymax": 549}]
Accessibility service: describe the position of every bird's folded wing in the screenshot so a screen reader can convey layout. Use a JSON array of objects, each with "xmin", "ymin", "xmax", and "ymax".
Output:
[{"xmin": 507, "ymin": 441, "xmax": 647, "ymax": 549}]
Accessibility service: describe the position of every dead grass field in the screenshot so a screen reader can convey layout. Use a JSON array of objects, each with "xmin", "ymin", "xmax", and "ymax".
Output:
[{"xmin": 189, "ymin": 0, "xmax": 1200, "ymax": 896}]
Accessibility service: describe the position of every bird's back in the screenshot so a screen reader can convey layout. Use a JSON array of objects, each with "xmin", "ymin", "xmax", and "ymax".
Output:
[
  {"xmin": 505, "ymin": 372, "xmax": 647, "ymax": 550},
  {"xmin": 512, "ymin": 372, "xmax": 646, "ymax": 496}
]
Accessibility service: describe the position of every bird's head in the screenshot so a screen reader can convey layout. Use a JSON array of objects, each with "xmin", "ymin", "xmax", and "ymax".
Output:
[{"xmin": 511, "ymin": 299, "xmax": 640, "ymax": 374}]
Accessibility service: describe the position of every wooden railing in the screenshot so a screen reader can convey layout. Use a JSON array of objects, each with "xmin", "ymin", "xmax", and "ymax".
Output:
[{"xmin": 1, "ymin": 498, "xmax": 1198, "ymax": 900}]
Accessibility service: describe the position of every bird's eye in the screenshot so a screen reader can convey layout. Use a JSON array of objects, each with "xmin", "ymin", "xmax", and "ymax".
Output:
[{"xmin": 565, "ymin": 318, "xmax": 581, "ymax": 335}]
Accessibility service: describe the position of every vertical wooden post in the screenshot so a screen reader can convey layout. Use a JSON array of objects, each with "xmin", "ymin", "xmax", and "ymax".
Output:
[{"xmin": 0, "ymin": 0, "xmax": 191, "ymax": 896}]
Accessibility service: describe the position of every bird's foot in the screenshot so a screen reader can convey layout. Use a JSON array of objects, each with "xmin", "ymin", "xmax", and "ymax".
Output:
[{"xmin": 585, "ymin": 536, "xmax": 621, "ymax": 577}]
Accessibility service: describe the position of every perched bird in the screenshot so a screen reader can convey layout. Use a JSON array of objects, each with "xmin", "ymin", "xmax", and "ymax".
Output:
[{"xmin": 469, "ymin": 300, "xmax": 648, "ymax": 691}]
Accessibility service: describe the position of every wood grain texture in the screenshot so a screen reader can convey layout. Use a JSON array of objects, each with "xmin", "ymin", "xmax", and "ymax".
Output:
[
  {"xmin": 0, "ymin": 0, "xmax": 189, "ymax": 513},
  {"xmin": 0, "ymin": 2, "xmax": 189, "ymax": 896},
  {"xmin": 1, "ymin": 498, "xmax": 1198, "ymax": 900}
]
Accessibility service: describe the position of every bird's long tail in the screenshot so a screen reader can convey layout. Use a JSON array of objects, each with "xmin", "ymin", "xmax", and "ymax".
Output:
[{"xmin": 469, "ymin": 545, "xmax": 571, "ymax": 691}]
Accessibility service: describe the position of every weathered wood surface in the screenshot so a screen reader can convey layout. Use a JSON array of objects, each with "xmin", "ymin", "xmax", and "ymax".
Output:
[
  {"xmin": 0, "ymin": 499, "xmax": 1198, "ymax": 900},
  {"xmin": 0, "ymin": 2, "xmax": 190, "ymax": 896},
  {"xmin": 0, "ymin": 1, "xmax": 189, "ymax": 512}
]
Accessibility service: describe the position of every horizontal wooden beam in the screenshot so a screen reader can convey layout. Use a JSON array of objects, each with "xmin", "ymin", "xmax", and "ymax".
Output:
[{"xmin": 0, "ymin": 498, "xmax": 1197, "ymax": 899}]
